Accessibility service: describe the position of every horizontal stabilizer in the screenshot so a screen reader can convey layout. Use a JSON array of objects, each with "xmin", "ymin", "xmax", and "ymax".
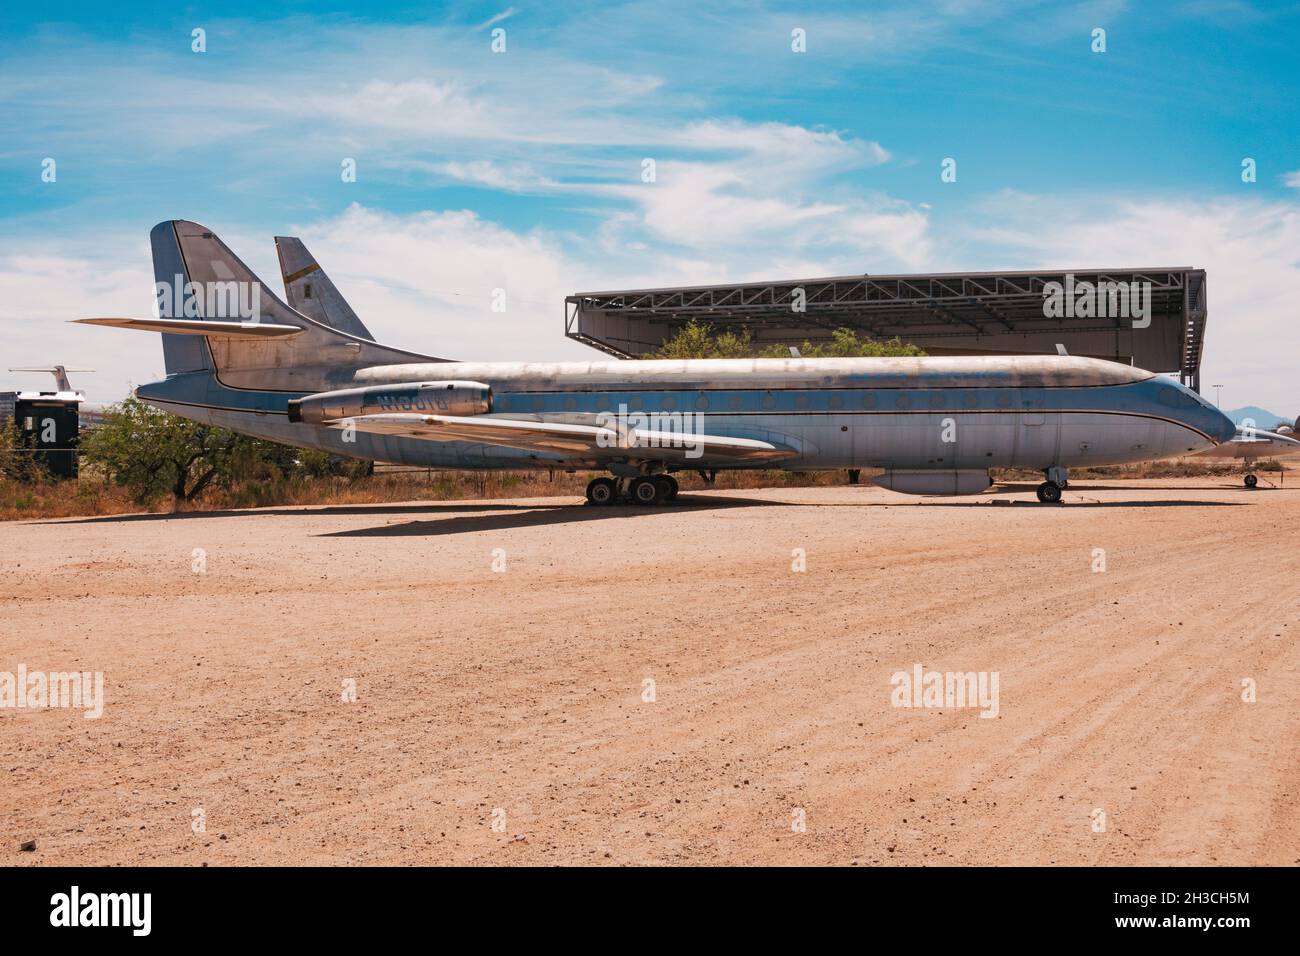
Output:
[
  {"xmin": 329, "ymin": 413, "xmax": 797, "ymax": 463},
  {"xmin": 8, "ymin": 366, "xmax": 94, "ymax": 372},
  {"xmin": 75, "ymin": 317, "xmax": 304, "ymax": 338}
]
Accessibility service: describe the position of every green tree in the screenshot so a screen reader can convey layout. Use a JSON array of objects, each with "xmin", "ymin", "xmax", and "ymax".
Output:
[
  {"xmin": 647, "ymin": 319, "xmax": 923, "ymax": 359},
  {"xmin": 649, "ymin": 320, "xmax": 765, "ymax": 359},
  {"xmin": 789, "ymin": 326, "xmax": 925, "ymax": 359},
  {"xmin": 80, "ymin": 397, "xmax": 250, "ymax": 502},
  {"xmin": 82, "ymin": 398, "xmax": 373, "ymax": 504},
  {"xmin": 0, "ymin": 420, "xmax": 40, "ymax": 483}
]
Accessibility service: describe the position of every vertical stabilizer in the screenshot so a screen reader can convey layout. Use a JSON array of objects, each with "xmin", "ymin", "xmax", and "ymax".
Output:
[
  {"xmin": 124, "ymin": 220, "xmax": 447, "ymax": 391},
  {"xmin": 150, "ymin": 221, "xmax": 212, "ymax": 375},
  {"xmin": 274, "ymin": 236, "xmax": 375, "ymax": 341}
]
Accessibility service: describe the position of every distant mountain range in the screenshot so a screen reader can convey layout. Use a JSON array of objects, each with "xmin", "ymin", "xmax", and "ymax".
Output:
[{"xmin": 1223, "ymin": 406, "xmax": 1296, "ymax": 429}]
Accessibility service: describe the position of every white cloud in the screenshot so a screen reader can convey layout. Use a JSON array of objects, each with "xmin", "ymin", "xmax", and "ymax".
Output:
[
  {"xmin": 289, "ymin": 204, "xmax": 588, "ymax": 362},
  {"xmin": 5, "ymin": 194, "xmax": 1298, "ymax": 417},
  {"xmin": 0, "ymin": 239, "xmax": 164, "ymax": 399},
  {"xmin": 599, "ymin": 159, "xmax": 930, "ymax": 267},
  {"xmin": 3, "ymin": 7, "xmax": 1297, "ymax": 415},
  {"xmin": 476, "ymin": 7, "xmax": 518, "ymax": 31},
  {"xmin": 671, "ymin": 121, "xmax": 888, "ymax": 170},
  {"xmin": 431, "ymin": 160, "xmax": 559, "ymax": 192},
  {"xmin": 0, "ymin": 189, "xmax": 926, "ymax": 403},
  {"xmin": 588, "ymin": 119, "xmax": 925, "ymax": 268},
  {"xmin": 0, "ymin": 24, "xmax": 673, "ymax": 162},
  {"xmin": 964, "ymin": 192, "xmax": 1300, "ymax": 415}
]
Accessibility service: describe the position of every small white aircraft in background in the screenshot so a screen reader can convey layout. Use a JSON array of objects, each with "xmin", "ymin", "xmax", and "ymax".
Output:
[
  {"xmin": 6, "ymin": 366, "xmax": 107, "ymax": 426},
  {"xmin": 1192, "ymin": 421, "xmax": 1300, "ymax": 487},
  {"xmin": 8, "ymin": 365, "xmax": 91, "ymax": 395}
]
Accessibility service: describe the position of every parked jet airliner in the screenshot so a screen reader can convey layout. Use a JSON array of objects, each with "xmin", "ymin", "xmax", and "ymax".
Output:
[{"xmin": 77, "ymin": 220, "xmax": 1236, "ymax": 504}]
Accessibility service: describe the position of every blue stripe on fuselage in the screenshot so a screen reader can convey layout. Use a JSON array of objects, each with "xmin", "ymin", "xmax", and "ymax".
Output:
[{"xmin": 137, "ymin": 370, "xmax": 1231, "ymax": 441}]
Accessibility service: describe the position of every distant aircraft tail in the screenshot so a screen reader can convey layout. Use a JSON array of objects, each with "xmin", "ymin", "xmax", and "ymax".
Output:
[
  {"xmin": 274, "ymin": 236, "xmax": 375, "ymax": 341},
  {"xmin": 78, "ymin": 220, "xmax": 448, "ymax": 392},
  {"xmin": 8, "ymin": 365, "xmax": 92, "ymax": 393}
]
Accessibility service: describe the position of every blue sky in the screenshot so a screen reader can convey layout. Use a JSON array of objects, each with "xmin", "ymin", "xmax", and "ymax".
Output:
[{"xmin": 2, "ymin": 1, "xmax": 1299, "ymax": 411}]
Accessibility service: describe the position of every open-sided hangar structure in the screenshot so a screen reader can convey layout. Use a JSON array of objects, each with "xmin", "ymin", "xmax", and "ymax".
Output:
[{"xmin": 566, "ymin": 267, "xmax": 1207, "ymax": 391}]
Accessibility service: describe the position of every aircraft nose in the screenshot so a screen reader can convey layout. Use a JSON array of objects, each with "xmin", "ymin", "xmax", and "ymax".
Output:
[{"xmin": 1209, "ymin": 408, "xmax": 1237, "ymax": 443}]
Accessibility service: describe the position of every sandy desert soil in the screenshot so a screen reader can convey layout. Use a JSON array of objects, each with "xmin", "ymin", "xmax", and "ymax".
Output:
[{"xmin": 2, "ymin": 476, "xmax": 1298, "ymax": 866}]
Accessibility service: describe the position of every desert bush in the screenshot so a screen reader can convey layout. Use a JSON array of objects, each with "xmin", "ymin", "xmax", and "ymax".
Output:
[
  {"xmin": 0, "ymin": 421, "xmax": 41, "ymax": 483},
  {"xmin": 79, "ymin": 397, "xmax": 370, "ymax": 505}
]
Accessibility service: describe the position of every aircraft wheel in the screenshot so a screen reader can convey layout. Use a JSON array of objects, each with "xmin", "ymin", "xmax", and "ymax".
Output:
[
  {"xmin": 655, "ymin": 475, "xmax": 679, "ymax": 501},
  {"xmin": 630, "ymin": 476, "xmax": 662, "ymax": 505},
  {"xmin": 1036, "ymin": 481, "xmax": 1062, "ymax": 504},
  {"xmin": 586, "ymin": 477, "xmax": 617, "ymax": 505},
  {"xmin": 1244, "ymin": 473, "xmax": 1258, "ymax": 488}
]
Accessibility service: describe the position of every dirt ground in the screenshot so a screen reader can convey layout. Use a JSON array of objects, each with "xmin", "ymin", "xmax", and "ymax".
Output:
[{"xmin": 2, "ymin": 476, "xmax": 1298, "ymax": 866}]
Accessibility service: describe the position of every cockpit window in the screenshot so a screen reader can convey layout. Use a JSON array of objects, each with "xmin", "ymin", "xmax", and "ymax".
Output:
[{"xmin": 1158, "ymin": 384, "xmax": 1203, "ymax": 409}]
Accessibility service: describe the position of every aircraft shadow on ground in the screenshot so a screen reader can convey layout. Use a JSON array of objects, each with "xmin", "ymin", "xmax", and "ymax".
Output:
[
  {"xmin": 46, "ymin": 501, "xmax": 556, "ymax": 524},
  {"xmin": 1003, "ymin": 499, "xmax": 1243, "ymax": 508},
  {"xmin": 40, "ymin": 493, "xmax": 773, "ymax": 529},
  {"xmin": 38, "ymin": 488, "xmax": 1242, "ymax": 534},
  {"xmin": 323, "ymin": 492, "xmax": 1243, "ymax": 536},
  {"xmin": 320, "ymin": 494, "xmax": 774, "ymax": 537},
  {"xmin": 804, "ymin": 499, "xmax": 1245, "ymax": 509},
  {"xmin": 1031, "ymin": 484, "xmax": 1292, "ymax": 493}
]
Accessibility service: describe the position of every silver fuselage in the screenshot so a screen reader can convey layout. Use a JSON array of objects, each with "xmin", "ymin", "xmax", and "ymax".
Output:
[{"xmin": 137, "ymin": 354, "xmax": 1235, "ymax": 472}]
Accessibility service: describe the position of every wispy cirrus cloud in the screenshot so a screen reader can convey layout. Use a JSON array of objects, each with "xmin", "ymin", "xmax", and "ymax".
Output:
[
  {"xmin": 964, "ymin": 191, "xmax": 1300, "ymax": 413},
  {"xmin": 476, "ymin": 7, "xmax": 518, "ymax": 31},
  {"xmin": 3, "ymin": 2, "xmax": 1299, "ymax": 411}
]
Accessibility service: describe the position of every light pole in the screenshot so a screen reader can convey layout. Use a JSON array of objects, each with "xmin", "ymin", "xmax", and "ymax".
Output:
[{"xmin": 1212, "ymin": 385, "xmax": 1222, "ymax": 408}]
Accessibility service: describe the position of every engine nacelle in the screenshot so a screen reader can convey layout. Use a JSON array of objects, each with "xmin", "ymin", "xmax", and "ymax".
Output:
[
  {"xmin": 287, "ymin": 381, "xmax": 492, "ymax": 424},
  {"xmin": 871, "ymin": 469, "xmax": 992, "ymax": 496}
]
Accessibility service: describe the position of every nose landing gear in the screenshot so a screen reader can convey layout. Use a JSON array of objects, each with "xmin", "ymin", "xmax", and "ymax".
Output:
[
  {"xmin": 1036, "ymin": 481, "xmax": 1063, "ymax": 504},
  {"xmin": 1035, "ymin": 466, "xmax": 1068, "ymax": 503},
  {"xmin": 1244, "ymin": 473, "xmax": 1258, "ymax": 488}
]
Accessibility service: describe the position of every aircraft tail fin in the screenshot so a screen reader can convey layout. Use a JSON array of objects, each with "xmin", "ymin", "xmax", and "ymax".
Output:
[
  {"xmin": 103, "ymin": 220, "xmax": 450, "ymax": 390},
  {"xmin": 8, "ymin": 365, "xmax": 93, "ymax": 392},
  {"xmin": 274, "ymin": 237, "xmax": 375, "ymax": 341},
  {"xmin": 149, "ymin": 220, "xmax": 215, "ymax": 375}
]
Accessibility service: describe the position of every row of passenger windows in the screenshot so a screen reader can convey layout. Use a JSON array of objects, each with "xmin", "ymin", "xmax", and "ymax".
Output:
[{"xmin": 495, "ymin": 392, "xmax": 1023, "ymax": 412}]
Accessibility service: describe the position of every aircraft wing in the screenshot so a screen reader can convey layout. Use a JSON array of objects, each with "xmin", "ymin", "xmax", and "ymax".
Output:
[{"xmin": 329, "ymin": 413, "xmax": 797, "ymax": 463}]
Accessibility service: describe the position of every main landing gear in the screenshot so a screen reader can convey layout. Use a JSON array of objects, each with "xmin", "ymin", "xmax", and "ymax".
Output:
[
  {"xmin": 1244, "ymin": 473, "xmax": 1258, "ymax": 489},
  {"xmin": 585, "ymin": 477, "xmax": 617, "ymax": 505},
  {"xmin": 585, "ymin": 474, "xmax": 679, "ymax": 506},
  {"xmin": 1036, "ymin": 466, "xmax": 1068, "ymax": 504}
]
